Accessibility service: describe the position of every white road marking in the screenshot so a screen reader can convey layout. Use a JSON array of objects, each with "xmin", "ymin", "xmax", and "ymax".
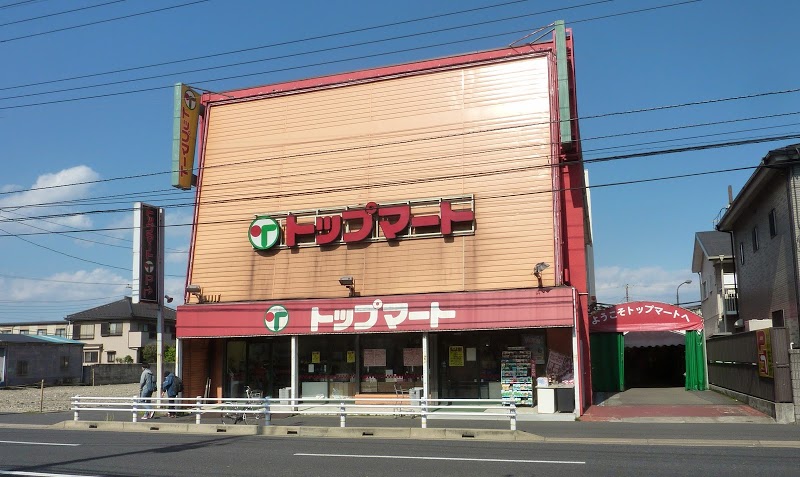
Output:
[
  {"xmin": 0, "ymin": 441, "xmax": 79, "ymax": 447},
  {"xmin": 295, "ymin": 453, "xmax": 585, "ymax": 464},
  {"xmin": 0, "ymin": 471, "xmax": 100, "ymax": 477}
]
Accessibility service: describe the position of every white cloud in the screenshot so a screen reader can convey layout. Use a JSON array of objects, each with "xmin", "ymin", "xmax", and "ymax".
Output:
[
  {"xmin": 0, "ymin": 166, "xmax": 100, "ymax": 234},
  {"xmin": 5, "ymin": 269, "xmax": 130, "ymax": 303},
  {"xmin": 594, "ymin": 265, "xmax": 698, "ymax": 306}
]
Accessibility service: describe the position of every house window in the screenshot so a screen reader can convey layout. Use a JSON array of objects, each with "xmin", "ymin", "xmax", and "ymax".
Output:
[
  {"xmin": 37, "ymin": 329, "xmax": 46, "ymax": 335},
  {"xmin": 701, "ymin": 280, "xmax": 708, "ymax": 298},
  {"xmin": 772, "ymin": 310, "xmax": 785, "ymax": 328},
  {"xmin": 84, "ymin": 351, "xmax": 99, "ymax": 363},
  {"xmin": 739, "ymin": 242, "xmax": 744, "ymax": 264},
  {"xmin": 769, "ymin": 209, "xmax": 777, "ymax": 237},
  {"xmin": 101, "ymin": 322, "xmax": 123, "ymax": 337},
  {"xmin": 106, "ymin": 351, "xmax": 116, "ymax": 363},
  {"xmin": 19, "ymin": 329, "xmax": 29, "ymax": 335},
  {"xmin": 752, "ymin": 226, "xmax": 759, "ymax": 252},
  {"xmin": 16, "ymin": 361, "xmax": 28, "ymax": 376},
  {"xmin": 60, "ymin": 356, "xmax": 69, "ymax": 370},
  {"xmin": 74, "ymin": 324, "xmax": 94, "ymax": 340},
  {"xmin": 0, "ymin": 329, "xmax": 10, "ymax": 333},
  {"xmin": 55, "ymin": 328, "xmax": 65, "ymax": 337}
]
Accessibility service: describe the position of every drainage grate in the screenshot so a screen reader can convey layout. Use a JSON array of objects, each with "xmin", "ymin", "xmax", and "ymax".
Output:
[
  {"xmin": 286, "ymin": 430, "xmax": 298, "ymax": 435},
  {"xmin": 216, "ymin": 428, "xmax": 227, "ymax": 433},
  {"xmin": 461, "ymin": 433, "xmax": 475, "ymax": 438},
  {"xmin": 362, "ymin": 431, "xmax": 374, "ymax": 436}
]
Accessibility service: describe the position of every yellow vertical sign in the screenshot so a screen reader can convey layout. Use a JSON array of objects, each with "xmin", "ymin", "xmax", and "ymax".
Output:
[
  {"xmin": 449, "ymin": 346, "xmax": 464, "ymax": 367},
  {"xmin": 171, "ymin": 83, "xmax": 200, "ymax": 190},
  {"xmin": 347, "ymin": 351, "xmax": 356, "ymax": 363},
  {"xmin": 311, "ymin": 351, "xmax": 321, "ymax": 364}
]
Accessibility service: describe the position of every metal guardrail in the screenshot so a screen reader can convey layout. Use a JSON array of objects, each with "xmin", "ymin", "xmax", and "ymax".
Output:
[{"xmin": 70, "ymin": 395, "xmax": 519, "ymax": 430}]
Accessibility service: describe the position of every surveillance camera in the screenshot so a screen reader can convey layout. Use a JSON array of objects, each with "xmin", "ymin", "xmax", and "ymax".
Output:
[
  {"xmin": 338, "ymin": 276, "xmax": 354, "ymax": 287},
  {"xmin": 164, "ymin": 295, "xmax": 174, "ymax": 303}
]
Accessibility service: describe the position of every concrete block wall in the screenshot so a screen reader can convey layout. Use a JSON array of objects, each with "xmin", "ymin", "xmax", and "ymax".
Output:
[
  {"xmin": 82, "ymin": 363, "xmax": 175, "ymax": 385},
  {"xmin": 789, "ymin": 349, "xmax": 800, "ymax": 423}
]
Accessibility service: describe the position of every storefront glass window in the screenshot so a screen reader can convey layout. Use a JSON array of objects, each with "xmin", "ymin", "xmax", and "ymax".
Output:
[{"xmin": 360, "ymin": 333, "xmax": 423, "ymax": 393}]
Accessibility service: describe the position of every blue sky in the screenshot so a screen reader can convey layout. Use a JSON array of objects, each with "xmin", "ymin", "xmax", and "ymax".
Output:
[{"xmin": 1, "ymin": 0, "xmax": 798, "ymax": 322}]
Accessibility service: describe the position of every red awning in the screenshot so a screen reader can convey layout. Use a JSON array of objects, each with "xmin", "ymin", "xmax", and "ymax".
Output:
[
  {"xmin": 178, "ymin": 287, "xmax": 576, "ymax": 338},
  {"xmin": 589, "ymin": 301, "xmax": 703, "ymax": 332}
]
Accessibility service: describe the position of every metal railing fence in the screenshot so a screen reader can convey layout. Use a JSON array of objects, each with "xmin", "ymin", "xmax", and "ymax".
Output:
[{"xmin": 70, "ymin": 395, "xmax": 519, "ymax": 430}]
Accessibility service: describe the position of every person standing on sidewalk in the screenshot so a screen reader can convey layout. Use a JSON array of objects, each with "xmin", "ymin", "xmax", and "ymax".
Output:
[
  {"xmin": 139, "ymin": 363, "xmax": 156, "ymax": 419},
  {"xmin": 161, "ymin": 370, "xmax": 178, "ymax": 417}
]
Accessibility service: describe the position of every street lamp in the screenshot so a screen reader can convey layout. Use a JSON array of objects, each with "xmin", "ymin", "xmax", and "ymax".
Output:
[{"xmin": 676, "ymin": 279, "xmax": 692, "ymax": 306}]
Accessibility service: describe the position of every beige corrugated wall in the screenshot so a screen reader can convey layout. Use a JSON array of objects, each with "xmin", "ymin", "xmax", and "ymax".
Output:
[{"xmin": 190, "ymin": 55, "xmax": 555, "ymax": 302}]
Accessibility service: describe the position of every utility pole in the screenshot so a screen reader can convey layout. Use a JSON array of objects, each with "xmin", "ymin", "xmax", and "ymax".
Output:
[{"xmin": 625, "ymin": 284, "xmax": 630, "ymax": 303}]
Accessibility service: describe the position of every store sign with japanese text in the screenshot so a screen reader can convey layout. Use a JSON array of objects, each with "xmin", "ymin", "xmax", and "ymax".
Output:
[
  {"xmin": 177, "ymin": 288, "xmax": 576, "ymax": 338},
  {"xmin": 589, "ymin": 301, "xmax": 703, "ymax": 332},
  {"xmin": 248, "ymin": 197, "xmax": 475, "ymax": 250}
]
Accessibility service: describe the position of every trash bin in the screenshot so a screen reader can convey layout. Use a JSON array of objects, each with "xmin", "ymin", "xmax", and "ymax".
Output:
[{"xmin": 555, "ymin": 386, "xmax": 575, "ymax": 413}]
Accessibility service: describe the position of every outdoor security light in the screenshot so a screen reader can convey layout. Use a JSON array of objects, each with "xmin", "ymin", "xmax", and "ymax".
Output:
[
  {"xmin": 339, "ymin": 276, "xmax": 356, "ymax": 297},
  {"xmin": 185, "ymin": 284, "xmax": 202, "ymax": 294},
  {"xmin": 533, "ymin": 262, "xmax": 550, "ymax": 277},
  {"xmin": 164, "ymin": 295, "xmax": 174, "ymax": 304}
]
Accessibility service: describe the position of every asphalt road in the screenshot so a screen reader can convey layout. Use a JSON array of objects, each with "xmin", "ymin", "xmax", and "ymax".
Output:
[{"xmin": 2, "ymin": 427, "xmax": 800, "ymax": 477}]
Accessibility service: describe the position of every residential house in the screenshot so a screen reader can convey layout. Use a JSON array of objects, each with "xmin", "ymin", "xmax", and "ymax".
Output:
[
  {"xmin": 716, "ymin": 143, "xmax": 800, "ymax": 343},
  {"xmin": 691, "ymin": 231, "xmax": 739, "ymax": 336},
  {"xmin": 66, "ymin": 296, "xmax": 177, "ymax": 365},
  {"xmin": 0, "ymin": 333, "xmax": 83, "ymax": 387},
  {"xmin": 0, "ymin": 321, "xmax": 68, "ymax": 337}
]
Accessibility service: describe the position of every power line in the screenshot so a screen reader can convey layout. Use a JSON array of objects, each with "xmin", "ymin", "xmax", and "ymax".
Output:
[
  {"xmin": 0, "ymin": 0, "xmax": 125, "ymax": 28},
  {"xmin": 3, "ymin": 110, "xmax": 797, "ymax": 216},
  {"xmin": 0, "ymin": 0, "xmax": 564, "ymax": 92},
  {"xmin": 0, "ymin": 273, "xmax": 128, "ymax": 285},
  {"xmin": 0, "ymin": 133, "xmax": 796, "ymax": 238},
  {"xmin": 0, "ymin": 0, "xmax": 210, "ymax": 44},
  {"xmin": 0, "ymin": 0, "xmax": 614, "ymax": 102},
  {"xmin": 1, "ymin": 83, "xmax": 797, "ymax": 202},
  {"xmin": 0, "ymin": 0, "xmax": 701, "ymax": 109}
]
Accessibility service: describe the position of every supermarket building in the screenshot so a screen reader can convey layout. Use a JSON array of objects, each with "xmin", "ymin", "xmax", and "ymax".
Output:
[{"xmin": 175, "ymin": 23, "xmax": 596, "ymax": 415}]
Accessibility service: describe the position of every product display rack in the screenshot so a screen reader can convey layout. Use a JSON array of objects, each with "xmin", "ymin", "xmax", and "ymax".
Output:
[{"xmin": 500, "ymin": 347, "xmax": 533, "ymax": 406}]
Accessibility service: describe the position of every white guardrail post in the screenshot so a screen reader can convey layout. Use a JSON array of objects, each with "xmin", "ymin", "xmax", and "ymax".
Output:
[
  {"xmin": 263, "ymin": 397, "xmax": 271, "ymax": 426},
  {"xmin": 339, "ymin": 399, "xmax": 346, "ymax": 428},
  {"xmin": 509, "ymin": 401, "xmax": 517, "ymax": 431},
  {"xmin": 132, "ymin": 395, "xmax": 138, "ymax": 423},
  {"xmin": 420, "ymin": 397, "xmax": 427, "ymax": 429},
  {"xmin": 195, "ymin": 396, "xmax": 202, "ymax": 425},
  {"xmin": 73, "ymin": 396, "xmax": 80, "ymax": 422}
]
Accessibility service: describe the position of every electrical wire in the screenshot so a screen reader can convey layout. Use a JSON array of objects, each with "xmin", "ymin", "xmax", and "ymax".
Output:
[
  {"xmin": 0, "ymin": 0, "xmax": 701, "ymax": 108},
  {"xmin": 0, "ymin": 0, "xmax": 210, "ymax": 44},
  {"xmin": 0, "ymin": 0, "xmax": 582, "ymax": 92},
  {"xmin": 0, "ymin": 0, "xmax": 125, "ymax": 28}
]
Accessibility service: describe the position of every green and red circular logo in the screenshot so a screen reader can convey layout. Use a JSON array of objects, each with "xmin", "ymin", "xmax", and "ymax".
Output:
[
  {"xmin": 249, "ymin": 216, "xmax": 280, "ymax": 250},
  {"xmin": 264, "ymin": 305, "xmax": 289, "ymax": 333}
]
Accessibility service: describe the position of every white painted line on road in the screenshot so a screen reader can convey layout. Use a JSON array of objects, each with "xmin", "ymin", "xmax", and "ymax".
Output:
[
  {"xmin": 295, "ymin": 453, "xmax": 585, "ymax": 465},
  {"xmin": 0, "ymin": 441, "xmax": 79, "ymax": 447},
  {"xmin": 0, "ymin": 471, "xmax": 100, "ymax": 477}
]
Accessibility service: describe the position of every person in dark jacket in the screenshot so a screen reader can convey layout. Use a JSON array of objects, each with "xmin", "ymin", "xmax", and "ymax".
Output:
[
  {"xmin": 162, "ymin": 371, "xmax": 178, "ymax": 417},
  {"xmin": 139, "ymin": 363, "xmax": 155, "ymax": 419}
]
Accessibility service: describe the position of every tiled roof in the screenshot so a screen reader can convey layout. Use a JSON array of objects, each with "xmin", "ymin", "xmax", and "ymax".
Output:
[
  {"xmin": 695, "ymin": 231, "xmax": 732, "ymax": 258},
  {"xmin": 66, "ymin": 297, "xmax": 176, "ymax": 323}
]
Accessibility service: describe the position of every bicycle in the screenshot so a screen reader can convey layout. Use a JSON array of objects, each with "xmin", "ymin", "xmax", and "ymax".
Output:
[{"xmin": 221, "ymin": 386, "xmax": 263, "ymax": 424}]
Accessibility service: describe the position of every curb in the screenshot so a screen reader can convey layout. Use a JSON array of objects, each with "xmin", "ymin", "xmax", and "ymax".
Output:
[{"xmin": 58, "ymin": 420, "xmax": 543, "ymax": 441}]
